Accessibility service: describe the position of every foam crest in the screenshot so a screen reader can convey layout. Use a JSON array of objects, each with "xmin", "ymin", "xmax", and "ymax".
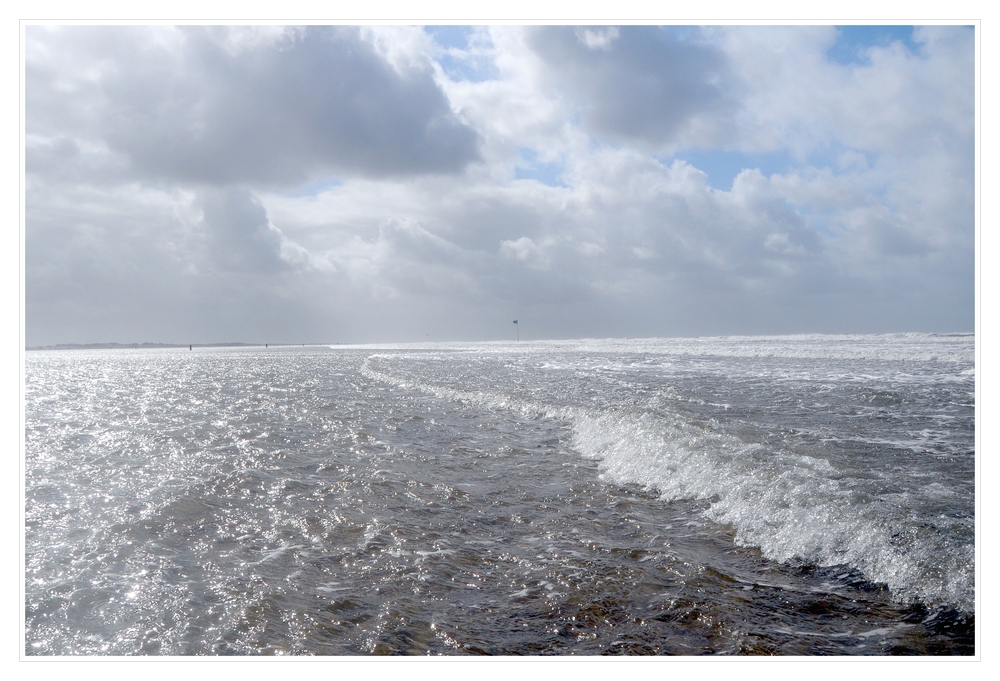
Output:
[
  {"xmin": 361, "ymin": 354, "xmax": 574, "ymax": 423},
  {"xmin": 571, "ymin": 408, "xmax": 972, "ymax": 612},
  {"xmin": 364, "ymin": 352, "xmax": 973, "ymax": 613}
]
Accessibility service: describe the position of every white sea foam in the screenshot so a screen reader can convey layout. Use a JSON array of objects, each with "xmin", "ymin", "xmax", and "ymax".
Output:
[
  {"xmin": 568, "ymin": 407, "xmax": 973, "ymax": 612},
  {"xmin": 361, "ymin": 339, "xmax": 974, "ymax": 613}
]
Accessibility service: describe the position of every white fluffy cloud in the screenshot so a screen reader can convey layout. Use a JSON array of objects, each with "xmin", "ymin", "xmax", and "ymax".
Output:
[
  {"xmin": 25, "ymin": 25, "xmax": 974, "ymax": 345},
  {"xmin": 26, "ymin": 26, "xmax": 480, "ymax": 185}
]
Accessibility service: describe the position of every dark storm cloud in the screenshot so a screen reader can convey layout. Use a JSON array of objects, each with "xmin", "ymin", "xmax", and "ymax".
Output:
[
  {"xmin": 26, "ymin": 26, "xmax": 480, "ymax": 186},
  {"xmin": 526, "ymin": 26, "xmax": 738, "ymax": 148}
]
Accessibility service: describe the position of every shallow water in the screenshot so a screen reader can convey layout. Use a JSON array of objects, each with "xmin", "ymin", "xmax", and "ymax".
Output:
[{"xmin": 24, "ymin": 335, "xmax": 975, "ymax": 655}]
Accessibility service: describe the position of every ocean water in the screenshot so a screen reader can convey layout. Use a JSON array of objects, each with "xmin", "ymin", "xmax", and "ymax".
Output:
[{"xmin": 24, "ymin": 334, "xmax": 975, "ymax": 655}]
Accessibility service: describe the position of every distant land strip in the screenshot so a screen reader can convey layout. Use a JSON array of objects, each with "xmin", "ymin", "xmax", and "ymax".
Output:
[{"xmin": 26, "ymin": 342, "xmax": 267, "ymax": 351}]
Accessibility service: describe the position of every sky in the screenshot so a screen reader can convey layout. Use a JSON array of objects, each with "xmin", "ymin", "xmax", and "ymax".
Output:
[{"xmin": 23, "ymin": 24, "xmax": 975, "ymax": 345}]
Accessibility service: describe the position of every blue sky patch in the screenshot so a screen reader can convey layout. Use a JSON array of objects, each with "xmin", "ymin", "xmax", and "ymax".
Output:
[
  {"xmin": 826, "ymin": 26, "xmax": 919, "ymax": 66},
  {"xmin": 515, "ymin": 148, "xmax": 567, "ymax": 187},
  {"xmin": 673, "ymin": 150, "xmax": 792, "ymax": 191},
  {"xmin": 425, "ymin": 25, "xmax": 473, "ymax": 50},
  {"xmin": 425, "ymin": 26, "xmax": 497, "ymax": 82}
]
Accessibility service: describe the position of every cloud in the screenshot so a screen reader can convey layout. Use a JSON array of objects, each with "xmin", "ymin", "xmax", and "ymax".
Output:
[
  {"xmin": 500, "ymin": 236, "xmax": 551, "ymax": 269},
  {"xmin": 26, "ymin": 26, "xmax": 480, "ymax": 187},
  {"xmin": 574, "ymin": 27, "xmax": 620, "ymax": 51},
  {"xmin": 198, "ymin": 187, "xmax": 330, "ymax": 274},
  {"xmin": 715, "ymin": 25, "xmax": 974, "ymax": 158},
  {"xmin": 525, "ymin": 26, "xmax": 739, "ymax": 150},
  {"xmin": 200, "ymin": 188, "xmax": 287, "ymax": 272},
  {"xmin": 361, "ymin": 217, "xmax": 487, "ymax": 298},
  {"xmin": 23, "ymin": 25, "xmax": 974, "ymax": 345}
]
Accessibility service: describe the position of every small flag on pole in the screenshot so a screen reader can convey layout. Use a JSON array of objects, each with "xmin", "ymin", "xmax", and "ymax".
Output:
[{"xmin": 513, "ymin": 319, "xmax": 518, "ymax": 342}]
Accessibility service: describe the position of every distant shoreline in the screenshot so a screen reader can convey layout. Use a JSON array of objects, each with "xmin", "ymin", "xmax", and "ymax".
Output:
[
  {"xmin": 25, "ymin": 331, "xmax": 974, "ymax": 352},
  {"xmin": 25, "ymin": 342, "xmax": 268, "ymax": 351}
]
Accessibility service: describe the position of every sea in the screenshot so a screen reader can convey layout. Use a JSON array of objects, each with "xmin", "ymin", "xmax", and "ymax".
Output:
[{"xmin": 24, "ymin": 333, "xmax": 976, "ymax": 655}]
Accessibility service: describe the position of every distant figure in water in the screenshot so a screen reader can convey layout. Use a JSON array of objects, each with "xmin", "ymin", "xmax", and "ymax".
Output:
[
  {"xmin": 266, "ymin": 344, "xmax": 268, "ymax": 348},
  {"xmin": 189, "ymin": 345, "xmax": 192, "ymax": 351}
]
